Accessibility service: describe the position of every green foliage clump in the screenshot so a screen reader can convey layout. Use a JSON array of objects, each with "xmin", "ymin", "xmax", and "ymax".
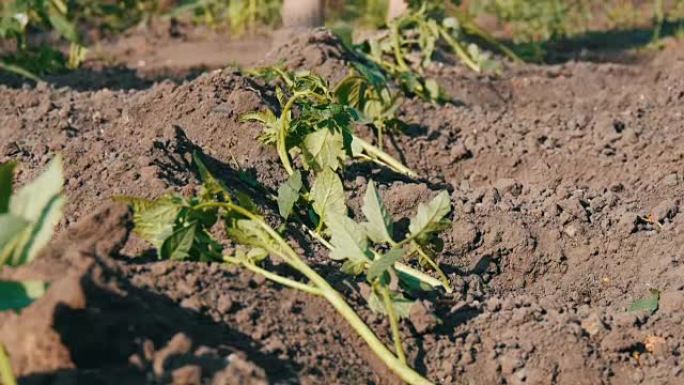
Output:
[
  {"xmin": 171, "ymin": 0, "xmax": 281, "ymax": 34},
  {"xmin": 242, "ymin": 67, "xmax": 415, "ymax": 177},
  {"xmin": 0, "ymin": 0, "xmax": 87, "ymax": 78},
  {"xmin": 124, "ymin": 153, "xmax": 444, "ymax": 385},
  {"xmin": 351, "ymin": 2, "xmax": 519, "ymax": 101},
  {"xmin": 0, "ymin": 156, "xmax": 64, "ymax": 385}
]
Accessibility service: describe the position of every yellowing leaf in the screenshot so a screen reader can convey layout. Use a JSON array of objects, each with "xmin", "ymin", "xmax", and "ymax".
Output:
[
  {"xmin": 408, "ymin": 190, "xmax": 451, "ymax": 242},
  {"xmin": 367, "ymin": 248, "xmax": 403, "ymax": 281},
  {"xmin": 7, "ymin": 156, "xmax": 64, "ymax": 266},
  {"xmin": 367, "ymin": 290, "xmax": 415, "ymax": 319},
  {"xmin": 119, "ymin": 196, "xmax": 181, "ymax": 249},
  {"xmin": 326, "ymin": 212, "xmax": 371, "ymax": 263},
  {"xmin": 302, "ymin": 128, "xmax": 345, "ymax": 172},
  {"xmin": 362, "ymin": 180, "xmax": 394, "ymax": 244},
  {"xmin": 277, "ymin": 170, "xmax": 302, "ymax": 219},
  {"xmin": 310, "ymin": 168, "xmax": 346, "ymax": 224}
]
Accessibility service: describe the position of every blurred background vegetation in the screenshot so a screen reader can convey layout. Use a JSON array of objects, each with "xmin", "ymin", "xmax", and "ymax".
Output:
[{"xmin": 1, "ymin": 0, "xmax": 683, "ymax": 78}]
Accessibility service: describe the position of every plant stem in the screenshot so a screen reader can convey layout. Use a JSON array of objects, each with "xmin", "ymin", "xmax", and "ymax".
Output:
[
  {"xmin": 224, "ymin": 204, "xmax": 434, "ymax": 385},
  {"xmin": 0, "ymin": 343, "xmax": 16, "ymax": 385},
  {"xmin": 438, "ymin": 27, "xmax": 480, "ymax": 73},
  {"xmin": 353, "ymin": 136, "xmax": 416, "ymax": 177},
  {"xmin": 412, "ymin": 242, "xmax": 452, "ymax": 293},
  {"xmin": 303, "ymin": 225, "xmax": 444, "ymax": 291},
  {"xmin": 277, "ymin": 95, "xmax": 299, "ymax": 176},
  {"xmin": 379, "ymin": 284, "xmax": 407, "ymax": 364},
  {"xmin": 223, "ymin": 256, "xmax": 322, "ymax": 296},
  {"xmin": 390, "ymin": 23, "xmax": 412, "ymax": 73}
]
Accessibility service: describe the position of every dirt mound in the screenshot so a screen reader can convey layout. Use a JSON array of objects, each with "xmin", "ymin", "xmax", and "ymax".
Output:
[{"xmin": 1, "ymin": 29, "xmax": 683, "ymax": 384}]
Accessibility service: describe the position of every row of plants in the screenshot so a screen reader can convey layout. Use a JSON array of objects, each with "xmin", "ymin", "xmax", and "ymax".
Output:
[
  {"xmin": 118, "ymin": 5, "xmax": 475, "ymax": 384},
  {"xmin": 0, "ymin": 3, "xmax": 513, "ymax": 384},
  {"xmin": 0, "ymin": 3, "xmax": 675, "ymax": 384}
]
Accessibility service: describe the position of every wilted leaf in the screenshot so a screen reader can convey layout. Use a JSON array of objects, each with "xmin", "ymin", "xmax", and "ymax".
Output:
[
  {"xmin": 341, "ymin": 259, "xmax": 367, "ymax": 276},
  {"xmin": 628, "ymin": 289, "xmax": 660, "ymax": 314},
  {"xmin": 367, "ymin": 248, "xmax": 403, "ymax": 281},
  {"xmin": 119, "ymin": 196, "xmax": 181, "ymax": 249},
  {"xmin": 226, "ymin": 218, "xmax": 279, "ymax": 253},
  {"xmin": 310, "ymin": 168, "xmax": 346, "ymax": 223},
  {"xmin": 302, "ymin": 128, "xmax": 345, "ymax": 172},
  {"xmin": 7, "ymin": 156, "xmax": 64, "ymax": 266},
  {"xmin": 277, "ymin": 170, "xmax": 302, "ymax": 219},
  {"xmin": 10, "ymin": 155, "xmax": 63, "ymax": 225},
  {"xmin": 0, "ymin": 214, "xmax": 30, "ymax": 265},
  {"xmin": 408, "ymin": 190, "xmax": 451, "ymax": 242},
  {"xmin": 367, "ymin": 290, "xmax": 415, "ymax": 319},
  {"xmin": 160, "ymin": 223, "xmax": 197, "ymax": 261},
  {"xmin": 325, "ymin": 212, "xmax": 371, "ymax": 263},
  {"xmin": 362, "ymin": 180, "xmax": 394, "ymax": 244},
  {"xmin": 0, "ymin": 279, "xmax": 47, "ymax": 311}
]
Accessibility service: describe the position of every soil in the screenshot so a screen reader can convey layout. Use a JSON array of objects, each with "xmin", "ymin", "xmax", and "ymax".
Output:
[{"xmin": 1, "ymin": 26, "xmax": 683, "ymax": 385}]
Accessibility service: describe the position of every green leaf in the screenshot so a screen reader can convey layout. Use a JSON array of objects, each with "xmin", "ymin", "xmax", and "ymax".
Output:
[
  {"xmin": 424, "ymin": 78, "xmax": 440, "ymax": 101},
  {"xmin": 7, "ymin": 156, "xmax": 64, "ymax": 266},
  {"xmin": 277, "ymin": 170, "xmax": 303, "ymax": 219},
  {"xmin": 341, "ymin": 259, "xmax": 367, "ymax": 276},
  {"xmin": 362, "ymin": 180, "xmax": 394, "ymax": 244},
  {"xmin": 628, "ymin": 289, "xmax": 660, "ymax": 314},
  {"xmin": 408, "ymin": 190, "xmax": 451, "ymax": 242},
  {"xmin": 226, "ymin": 218, "xmax": 278, "ymax": 253},
  {"xmin": 0, "ymin": 162, "xmax": 14, "ymax": 214},
  {"xmin": 367, "ymin": 248, "xmax": 404, "ymax": 282},
  {"xmin": 0, "ymin": 214, "xmax": 30, "ymax": 265},
  {"xmin": 397, "ymin": 270, "xmax": 435, "ymax": 292},
  {"xmin": 160, "ymin": 223, "xmax": 197, "ymax": 261},
  {"xmin": 10, "ymin": 156, "xmax": 63, "ymax": 224},
  {"xmin": 193, "ymin": 152, "xmax": 231, "ymax": 202},
  {"xmin": 325, "ymin": 212, "xmax": 371, "ymax": 263},
  {"xmin": 47, "ymin": 3, "xmax": 78, "ymax": 42},
  {"xmin": 310, "ymin": 168, "xmax": 346, "ymax": 223},
  {"xmin": 301, "ymin": 128, "xmax": 345, "ymax": 172},
  {"xmin": 240, "ymin": 109, "xmax": 277, "ymax": 125},
  {"xmin": 119, "ymin": 196, "xmax": 181, "ymax": 249},
  {"xmin": 368, "ymin": 290, "xmax": 415, "ymax": 319},
  {"xmin": 0, "ymin": 280, "xmax": 47, "ymax": 311}
]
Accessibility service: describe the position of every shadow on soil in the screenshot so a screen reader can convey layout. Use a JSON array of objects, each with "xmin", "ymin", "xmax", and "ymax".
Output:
[
  {"xmin": 19, "ymin": 254, "xmax": 299, "ymax": 385},
  {"xmin": 0, "ymin": 65, "xmax": 210, "ymax": 91},
  {"xmin": 506, "ymin": 19, "xmax": 684, "ymax": 63}
]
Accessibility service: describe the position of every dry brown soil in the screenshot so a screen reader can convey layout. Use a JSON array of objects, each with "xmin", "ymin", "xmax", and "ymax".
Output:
[{"xmin": 0, "ymin": 28, "xmax": 683, "ymax": 385}]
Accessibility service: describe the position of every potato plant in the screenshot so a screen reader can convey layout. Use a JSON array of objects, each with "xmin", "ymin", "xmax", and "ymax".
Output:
[
  {"xmin": 242, "ymin": 67, "xmax": 416, "ymax": 177},
  {"xmin": 124, "ymin": 153, "xmax": 441, "ymax": 385},
  {"xmin": 352, "ymin": 2, "xmax": 520, "ymax": 101},
  {"xmin": 0, "ymin": 156, "xmax": 65, "ymax": 385}
]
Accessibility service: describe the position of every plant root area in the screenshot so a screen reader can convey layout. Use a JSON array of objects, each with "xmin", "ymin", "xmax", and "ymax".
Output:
[{"xmin": 1, "ymin": 29, "xmax": 683, "ymax": 385}]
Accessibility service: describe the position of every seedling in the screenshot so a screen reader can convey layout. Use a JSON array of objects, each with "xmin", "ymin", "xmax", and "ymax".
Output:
[
  {"xmin": 242, "ymin": 67, "xmax": 416, "ymax": 177},
  {"xmin": 124, "ymin": 154, "xmax": 436, "ymax": 385},
  {"xmin": 0, "ymin": 156, "xmax": 65, "ymax": 385}
]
